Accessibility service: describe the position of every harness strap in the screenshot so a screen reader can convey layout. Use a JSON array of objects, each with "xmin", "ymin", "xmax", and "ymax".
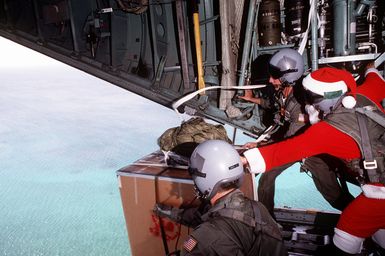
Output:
[
  {"xmin": 356, "ymin": 113, "xmax": 379, "ymax": 183},
  {"xmin": 215, "ymin": 208, "xmax": 257, "ymax": 227},
  {"xmin": 215, "ymin": 201, "xmax": 266, "ymax": 228},
  {"xmin": 213, "ymin": 200, "xmax": 283, "ymax": 256},
  {"xmin": 252, "ymin": 201, "xmax": 283, "ymax": 240},
  {"xmin": 154, "ymin": 173, "xmax": 171, "ymax": 256},
  {"xmin": 246, "ymin": 201, "xmax": 263, "ymax": 256},
  {"xmin": 284, "ymin": 94, "xmax": 298, "ymax": 116},
  {"xmin": 251, "ymin": 201, "xmax": 263, "ymax": 230},
  {"xmin": 215, "ymin": 201, "xmax": 265, "ymax": 256},
  {"xmin": 356, "ymin": 107, "xmax": 385, "ymax": 128}
]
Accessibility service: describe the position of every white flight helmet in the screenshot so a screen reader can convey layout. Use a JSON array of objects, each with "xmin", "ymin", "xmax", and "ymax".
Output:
[
  {"xmin": 188, "ymin": 140, "xmax": 244, "ymax": 200},
  {"xmin": 302, "ymin": 67, "xmax": 357, "ymax": 115},
  {"xmin": 269, "ymin": 48, "xmax": 305, "ymax": 85}
]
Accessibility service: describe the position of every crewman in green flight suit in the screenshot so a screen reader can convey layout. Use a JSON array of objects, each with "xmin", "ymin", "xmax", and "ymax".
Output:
[{"xmin": 180, "ymin": 140, "xmax": 286, "ymax": 256}]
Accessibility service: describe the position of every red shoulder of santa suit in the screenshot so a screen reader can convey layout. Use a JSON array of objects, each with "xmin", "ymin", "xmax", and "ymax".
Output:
[
  {"xmin": 243, "ymin": 122, "xmax": 385, "ymax": 199},
  {"xmin": 243, "ymin": 122, "xmax": 361, "ymax": 173},
  {"xmin": 358, "ymin": 68, "xmax": 385, "ymax": 112}
]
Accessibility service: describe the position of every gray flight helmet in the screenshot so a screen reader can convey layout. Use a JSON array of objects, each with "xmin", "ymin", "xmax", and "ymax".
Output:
[
  {"xmin": 189, "ymin": 140, "xmax": 244, "ymax": 200},
  {"xmin": 269, "ymin": 48, "xmax": 304, "ymax": 85}
]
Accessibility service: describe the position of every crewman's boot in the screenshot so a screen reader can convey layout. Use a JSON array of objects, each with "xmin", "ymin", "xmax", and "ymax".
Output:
[{"xmin": 331, "ymin": 244, "xmax": 357, "ymax": 256}]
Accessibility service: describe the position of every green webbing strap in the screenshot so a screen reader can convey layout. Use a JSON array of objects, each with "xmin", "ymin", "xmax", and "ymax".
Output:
[
  {"xmin": 216, "ymin": 208, "xmax": 256, "ymax": 227},
  {"xmin": 246, "ymin": 201, "xmax": 263, "ymax": 256},
  {"xmin": 356, "ymin": 113, "xmax": 379, "ymax": 182},
  {"xmin": 213, "ymin": 201, "xmax": 263, "ymax": 256},
  {"xmin": 355, "ymin": 107, "xmax": 385, "ymax": 128},
  {"xmin": 154, "ymin": 170, "xmax": 170, "ymax": 256}
]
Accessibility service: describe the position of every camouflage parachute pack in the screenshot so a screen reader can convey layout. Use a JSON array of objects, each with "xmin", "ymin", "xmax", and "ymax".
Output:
[{"xmin": 158, "ymin": 117, "xmax": 232, "ymax": 157}]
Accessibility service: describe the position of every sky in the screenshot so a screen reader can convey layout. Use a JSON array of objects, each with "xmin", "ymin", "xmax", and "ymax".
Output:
[{"xmin": 0, "ymin": 37, "xmax": 61, "ymax": 68}]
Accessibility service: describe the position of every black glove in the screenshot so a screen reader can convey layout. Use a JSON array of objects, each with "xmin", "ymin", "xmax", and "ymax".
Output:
[{"xmin": 153, "ymin": 204, "xmax": 183, "ymax": 223}]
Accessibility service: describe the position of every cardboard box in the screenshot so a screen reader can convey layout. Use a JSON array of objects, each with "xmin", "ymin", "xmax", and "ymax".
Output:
[{"xmin": 117, "ymin": 150, "xmax": 255, "ymax": 256}]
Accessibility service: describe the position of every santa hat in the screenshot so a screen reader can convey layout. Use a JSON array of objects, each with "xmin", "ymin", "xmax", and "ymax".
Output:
[{"xmin": 302, "ymin": 67, "xmax": 357, "ymax": 109}]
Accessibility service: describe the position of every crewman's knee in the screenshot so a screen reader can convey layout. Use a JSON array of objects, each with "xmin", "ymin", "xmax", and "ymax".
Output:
[
  {"xmin": 333, "ymin": 228, "xmax": 365, "ymax": 254},
  {"xmin": 372, "ymin": 229, "xmax": 385, "ymax": 249}
]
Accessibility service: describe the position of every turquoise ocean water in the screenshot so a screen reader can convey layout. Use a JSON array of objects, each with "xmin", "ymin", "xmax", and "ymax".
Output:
[
  {"xmin": 0, "ymin": 66, "xmax": 183, "ymax": 255},
  {"xmin": 0, "ymin": 39, "xmax": 360, "ymax": 256}
]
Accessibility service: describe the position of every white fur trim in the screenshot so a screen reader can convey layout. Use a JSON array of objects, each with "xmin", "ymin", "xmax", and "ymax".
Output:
[
  {"xmin": 342, "ymin": 95, "xmax": 356, "ymax": 109},
  {"xmin": 365, "ymin": 68, "xmax": 385, "ymax": 82},
  {"xmin": 243, "ymin": 148, "xmax": 266, "ymax": 174},
  {"xmin": 361, "ymin": 184, "xmax": 385, "ymax": 199},
  {"xmin": 372, "ymin": 229, "xmax": 385, "ymax": 249},
  {"xmin": 333, "ymin": 228, "xmax": 364, "ymax": 254},
  {"xmin": 303, "ymin": 73, "xmax": 348, "ymax": 96}
]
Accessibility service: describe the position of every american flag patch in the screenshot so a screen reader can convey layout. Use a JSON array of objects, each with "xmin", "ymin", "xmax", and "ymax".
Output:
[{"xmin": 183, "ymin": 236, "xmax": 197, "ymax": 252}]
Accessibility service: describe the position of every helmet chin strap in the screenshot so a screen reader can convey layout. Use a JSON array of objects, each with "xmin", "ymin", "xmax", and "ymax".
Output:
[
  {"xmin": 194, "ymin": 184, "xmax": 210, "ymax": 200},
  {"xmin": 280, "ymin": 78, "xmax": 296, "ymax": 89}
]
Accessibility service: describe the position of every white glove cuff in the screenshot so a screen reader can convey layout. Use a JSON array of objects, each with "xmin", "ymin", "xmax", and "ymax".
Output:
[{"xmin": 243, "ymin": 148, "xmax": 266, "ymax": 174}]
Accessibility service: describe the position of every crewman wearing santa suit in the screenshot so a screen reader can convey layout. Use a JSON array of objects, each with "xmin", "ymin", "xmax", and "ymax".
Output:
[{"xmin": 242, "ymin": 67, "xmax": 385, "ymax": 254}]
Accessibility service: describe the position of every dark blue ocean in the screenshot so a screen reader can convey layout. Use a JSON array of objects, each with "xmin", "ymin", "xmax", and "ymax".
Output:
[{"xmin": 0, "ymin": 38, "xmax": 360, "ymax": 255}]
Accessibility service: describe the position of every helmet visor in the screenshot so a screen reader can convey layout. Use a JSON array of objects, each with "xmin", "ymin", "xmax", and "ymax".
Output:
[
  {"xmin": 305, "ymin": 90, "xmax": 324, "ymax": 104},
  {"xmin": 268, "ymin": 64, "xmax": 298, "ymax": 80},
  {"xmin": 305, "ymin": 89, "xmax": 343, "ymax": 104},
  {"xmin": 188, "ymin": 167, "xmax": 206, "ymax": 178}
]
